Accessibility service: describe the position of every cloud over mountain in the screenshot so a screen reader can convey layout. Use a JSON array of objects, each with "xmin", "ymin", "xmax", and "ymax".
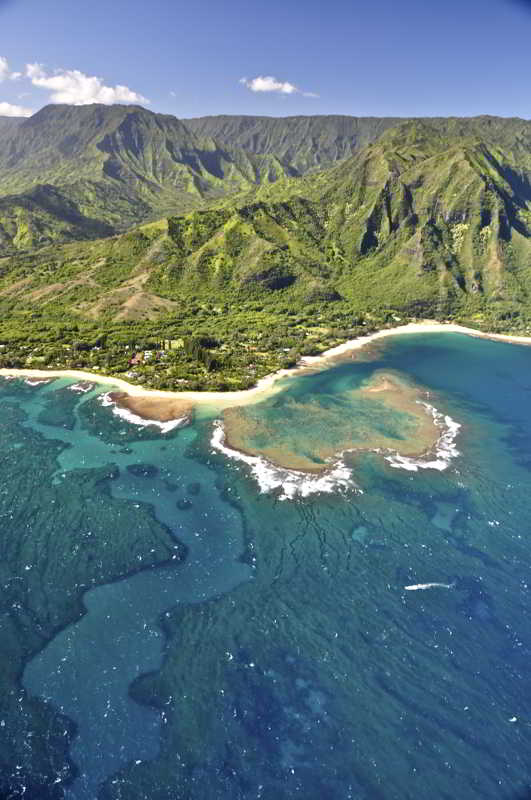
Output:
[
  {"xmin": 0, "ymin": 100, "xmax": 32, "ymax": 116},
  {"xmin": 25, "ymin": 64, "xmax": 149, "ymax": 106},
  {"xmin": 239, "ymin": 75, "xmax": 318, "ymax": 97},
  {"xmin": 0, "ymin": 56, "xmax": 21, "ymax": 82}
]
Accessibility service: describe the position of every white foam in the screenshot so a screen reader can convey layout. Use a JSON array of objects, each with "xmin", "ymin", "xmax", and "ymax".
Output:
[
  {"xmin": 100, "ymin": 392, "xmax": 187, "ymax": 433},
  {"xmin": 384, "ymin": 401, "xmax": 461, "ymax": 472},
  {"xmin": 24, "ymin": 379, "xmax": 50, "ymax": 387},
  {"xmin": 210, "ymin": 421, "xmax": 357, "ymax": 501},
  {"xmin": 68, "ymin": 382, "xmax": 94, "ymax": 394}
]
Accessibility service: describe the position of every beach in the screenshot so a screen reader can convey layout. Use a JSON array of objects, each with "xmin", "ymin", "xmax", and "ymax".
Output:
[
  {"xmin": 1, "ymin": 321, "xmax": 530, "ymax": 423},
  {"xmin": 296, "ymin": 321, "xmax": 531, "ymax": 364}
]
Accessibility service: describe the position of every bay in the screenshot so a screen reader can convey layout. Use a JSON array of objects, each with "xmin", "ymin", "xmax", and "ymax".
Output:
[{"xmin": 0, "ymin": 332, "xmax": 530, "ymax": 799}]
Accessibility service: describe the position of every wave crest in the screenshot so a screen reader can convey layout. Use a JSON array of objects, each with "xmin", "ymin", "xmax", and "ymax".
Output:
[
  {"xmin": 100, "ymin": 393, "xmax": 187, "ymax": 433},
  {"xmin": 210, "ymin": 421, "xmax": 357, "ymax": 501},
  {"xmin": 383, "ymin": 402, "xmax": 461, "ymax": 472}
]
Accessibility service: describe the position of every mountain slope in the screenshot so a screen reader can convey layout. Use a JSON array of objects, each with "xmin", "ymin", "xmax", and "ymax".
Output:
[
  {"xmin": 0, "ymin": 104, "xmax": 295, "ymax": 249},
  {"xmin": 184, "ymin": 113, "xmax": 531, "ymax": 176},
  {"xmin": 126, "ymin": 121, "xmax": 529, "ymax": 323},
  {"xmin": 2, "ymin": 107, "xmax": 531, "ymax": 257},
  {"xmin": 0, "ymin": 117, "xmax": 23, "ymax": 137},
  {"xmin": 0, "ymin": 184, "xmax": 115, "ymax": 252},
  {"xmin": 1, "ymin": 120, "xmax": 530, "ymax": 326},
  {"xmin": 184, "ymin": 114, "xmax": 403, "ymax": 174}
]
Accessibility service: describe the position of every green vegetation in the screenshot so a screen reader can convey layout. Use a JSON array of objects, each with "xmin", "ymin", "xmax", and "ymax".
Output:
[
  {"xmin": 183, "ymin": 114, "xmax": 404, "ymax": 175},
  {"xmin": 1, "ymin": 109, "xmax": 531, "ymax": 390},
  {"xmin": 0, "ymin": 104, "xmax": 296, "ymax": 252}
]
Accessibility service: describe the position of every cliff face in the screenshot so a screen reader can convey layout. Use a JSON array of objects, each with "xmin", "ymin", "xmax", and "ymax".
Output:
[
  {"xmin": 0, "ymin": 109, "xmax": 530, "ymax": 331},
  {"xmin": 0, "ymin": 104, "xmax": 294, "ymax": 250}
]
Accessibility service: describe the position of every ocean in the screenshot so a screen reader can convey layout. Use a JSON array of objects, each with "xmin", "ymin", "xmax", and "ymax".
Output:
[{"xmin": 2, "ymin": 331, "xmax": 531, "ymax": 799}]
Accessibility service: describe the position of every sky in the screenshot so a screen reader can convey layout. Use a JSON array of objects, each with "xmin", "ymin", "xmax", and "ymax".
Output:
[{"xmin": 0, "ymin": 0, "xmax": 530, "ymax": 120}]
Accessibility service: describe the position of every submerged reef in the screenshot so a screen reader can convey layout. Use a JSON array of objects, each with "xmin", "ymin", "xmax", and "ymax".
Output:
[{"xmin": 222, "ymin": 371, "xmax": 442, "ymax": 473}]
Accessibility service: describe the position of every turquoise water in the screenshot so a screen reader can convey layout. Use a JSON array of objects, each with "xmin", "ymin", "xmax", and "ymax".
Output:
[{"xmin": 2, "ymin": 332, "xmax": 531, "ymax": 799}]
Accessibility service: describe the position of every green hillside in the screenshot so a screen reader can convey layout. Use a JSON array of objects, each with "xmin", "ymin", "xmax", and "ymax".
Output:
[
  {"xmin": 0, "ymin": 104, "xmax": 295, "ymax": 250},
  {"xmin": 2, "ymin": 107, "xmax": 531, "ymax": 256},
  {"xmin": 139, "ymin": 119, "xmax": 531, "ymax": 326},
  {"xmin": 184, "ymin": 114, "xmax": 403, "ymax": 174},
  {"xmin": 184, "ymin": 113, "xmax": 531, "ymax": 175},
  {"xmin": 0, "ymin": 117, "xmax": 23, "ymax": 137},
  {"xmin": 0, "ymin": 184, "xmax": 114, "ymax": 251},
  {"xmin": 0, "ymin": 115, "xmax": 530, "ymax": 390}
]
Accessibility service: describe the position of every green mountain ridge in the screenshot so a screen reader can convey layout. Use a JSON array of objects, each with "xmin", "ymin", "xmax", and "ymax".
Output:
[
  {"xmin": 0, "ymin": 184, "xmax": 115, "ymax": 251},
  {"xmin": 184, "ymin": 112, "xmax": 531, "ymax": 173},
  {"xmin": 0, "ymin": 104, "xmax": 297, "ymax": 251},
  {"xmin": 183, "ymin": 114, "xmax": 403, "ymax": 174},
  {"xmin": 1, "ymin": 109, "xmax": 531, "ymax": 389},
  {"xmin": 3, "ymin": 106, "xmax": 529, "ymax": 255},
  {"xmin": 151, "ymin": 124, "xmax": 531, "ymax": 319}
]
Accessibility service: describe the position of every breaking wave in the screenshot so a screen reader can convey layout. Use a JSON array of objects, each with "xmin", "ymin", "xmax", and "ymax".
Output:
[
  {"xmin": 210, "ymin": 421, "xmax": 358, "ymax": 501},
  {"xmin": 383, "ymin": 401, "xmax": 461, "ymax": 472},
  {"xmin": 68, "ymin": 382, "xmax": 94, "ymax": 394},
  {"xmin": 100, "ymin": 392, "xmax": 187, "ymax": 434},
  {"xmin": 24, "ymin": 378, "xmax": 51, "ymax": 387}
]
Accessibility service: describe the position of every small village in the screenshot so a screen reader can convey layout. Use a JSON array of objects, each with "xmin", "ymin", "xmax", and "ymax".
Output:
[{"xmin": 0, "ymin": 303, "xmax": 387, "ymax": 389}]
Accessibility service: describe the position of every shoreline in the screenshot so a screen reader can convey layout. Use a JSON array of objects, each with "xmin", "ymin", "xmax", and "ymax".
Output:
[
  {"xmin": 296, "ymin": 321, "xmax": 531, "ymax": 365},
  {"xmin": 1, "ymin": 321, "xmax": 530, "ymax": 420}
]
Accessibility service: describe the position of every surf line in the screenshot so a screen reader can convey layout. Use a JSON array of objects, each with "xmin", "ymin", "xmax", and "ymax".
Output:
[
  {"xmin": 404, "ymin": 581, "xmax": 455, "ymax": 591},
  {"xmin": 100, "ymin": 392, "xmax": 187, "ymax": 433}
]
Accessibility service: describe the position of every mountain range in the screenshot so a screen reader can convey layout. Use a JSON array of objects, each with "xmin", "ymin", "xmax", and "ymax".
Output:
[{"xmin": 0, "ymin": 104, "xmax": 531, "ymax": 353}]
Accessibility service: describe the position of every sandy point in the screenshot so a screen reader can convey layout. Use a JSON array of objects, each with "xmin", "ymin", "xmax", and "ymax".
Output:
[{"xmin": 107, "ymin": 392, "xmax": 195, "ymax": 423}]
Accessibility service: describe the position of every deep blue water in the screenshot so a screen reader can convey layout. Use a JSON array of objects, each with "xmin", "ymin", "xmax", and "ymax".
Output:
[{"xmin": 2, "ymin": 332, "xmax": 531, "ymax": 800}]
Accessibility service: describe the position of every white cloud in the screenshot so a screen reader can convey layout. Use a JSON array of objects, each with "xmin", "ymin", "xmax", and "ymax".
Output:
[
  {"xmin": 0, "ymin": 101, "xmax": 33, "ymax": 117},
  {"xmin": 25, "ymin": 63, "xmax": 149, "ymax": 106},
  {"xmin": 0, "ymin": 56, "xmax": 21, "ymax": 82},
  {"xmin": 239, "ymin": 75, "xmax": 319, "ymax": 98},
  {"xmin": 0, "ymin": 56, "xmax": 9, "ymax": 81},
  {"xmin": 240, "ymin": 75, "xmax": 298, "ymax": 94}
]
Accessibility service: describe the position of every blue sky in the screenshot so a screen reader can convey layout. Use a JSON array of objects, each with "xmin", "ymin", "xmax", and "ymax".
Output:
[{"xmin": 0, "ymin": 0, "xmax": 530, "ymax": 119}]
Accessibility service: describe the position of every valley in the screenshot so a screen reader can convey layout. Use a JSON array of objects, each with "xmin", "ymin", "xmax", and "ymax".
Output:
[{"xmin": 1, "ymin": 107, "xmax": 531, "ymax": 389}]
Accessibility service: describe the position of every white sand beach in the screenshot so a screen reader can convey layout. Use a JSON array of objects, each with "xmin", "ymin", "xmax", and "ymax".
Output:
[{"xmin": 1, "ymin": 321, "xmax": 530, "ymax": 422}]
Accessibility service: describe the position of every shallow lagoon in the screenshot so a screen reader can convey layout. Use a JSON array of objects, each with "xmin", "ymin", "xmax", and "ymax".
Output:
[
  {"xmin": 2, "ymin": 332, "xmax": 531, "ymax": 799},
  {"xmin": 221, "ymin": 369, "xmax": 442, "ymax": 472}
]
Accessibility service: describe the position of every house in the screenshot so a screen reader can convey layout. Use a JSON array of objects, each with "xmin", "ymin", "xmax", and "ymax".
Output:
[{"xmin": 129, "ymin": 352, "xmax": 143, "ymax": 366}]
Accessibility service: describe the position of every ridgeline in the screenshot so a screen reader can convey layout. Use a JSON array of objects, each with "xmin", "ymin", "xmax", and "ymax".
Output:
[{"xmin": 0, "ymin": 106, "xmax": 530, "ymax": 389}]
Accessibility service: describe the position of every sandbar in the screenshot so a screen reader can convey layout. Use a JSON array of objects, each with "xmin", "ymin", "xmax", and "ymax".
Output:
[{"xmin": 107, "ymin": 392, "xmax": 195, "ymax": 424}]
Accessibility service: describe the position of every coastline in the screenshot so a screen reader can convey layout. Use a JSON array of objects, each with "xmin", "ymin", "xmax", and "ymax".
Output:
[
  {"xmin": 296, "ymin": 321, "xmax": 531, "ymax": 365},
  {"xmin": 1, "ymin": 321, "xmax": 530, "ymax": 421}
]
